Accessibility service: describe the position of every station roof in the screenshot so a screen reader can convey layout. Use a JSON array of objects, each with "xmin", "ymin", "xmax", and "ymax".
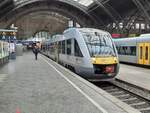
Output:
[
  {"xmin": 0, "ymin": 0, "xmax": 141, "ymax": 28},
  {"xmin": 72, "ymin": 0, "xmax": 94, "ymax": 7},
  {"xmin": 0, "ymin": 0, "xmax": 149, "ymax": 39},
  {"xmin": 13, "ymin": 0, "xmax": 94, "ymax": 7}
]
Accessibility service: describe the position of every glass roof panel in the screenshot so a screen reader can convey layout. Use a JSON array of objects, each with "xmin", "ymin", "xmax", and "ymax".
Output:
[
  {"xmin": 13, "ymin": 0, "xmax": 94, "ymax": 7},
  {"xmin": 72, "ymin": 0, "xmax": 94, "ymax": 6}
]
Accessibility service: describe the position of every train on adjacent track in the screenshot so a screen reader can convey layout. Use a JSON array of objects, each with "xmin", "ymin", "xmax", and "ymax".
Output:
[
  {"xmin": 41, "ymin": 28, "xmax": 119, "ymax": 81},
  {"xmin": 114, "ymin": 34, "xmax": 150, "ymax": 65}
]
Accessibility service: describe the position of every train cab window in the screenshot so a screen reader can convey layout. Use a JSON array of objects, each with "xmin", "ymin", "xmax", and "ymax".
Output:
[
  {"xmin": 62, "ymin": 40, "xmax": 66, "ymax": 54},
  {"xmin": 145, "ymin": 46, "xmax": 148, "ymax": 60},
  {"xmin": 82, "ymin": 32, "xmax": 115, "ymax": 57},
  {"xmin": 140, "ymin": 47, "xmax": 143, "ymax": 59},
  {"xmin": 74, "ymin": 39, "xmax": 83, "ymax": 57},
  {"xmin": 67, "ymin": 39, "xmax": 71, "ymax": 55}
]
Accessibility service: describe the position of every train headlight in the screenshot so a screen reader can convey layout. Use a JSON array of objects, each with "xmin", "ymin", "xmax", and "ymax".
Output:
[
  {"xmin": 105, "ymin": 65, "xmax": 114, "ymax": 73},
  {"xmin": 92, "ymin": 58, "xmax": 96, "ymax": 64}
]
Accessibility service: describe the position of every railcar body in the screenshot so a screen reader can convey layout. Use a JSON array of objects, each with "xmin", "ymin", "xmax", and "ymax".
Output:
[
  {"xmin": 42, "ymin": 28, "xmax": 119, "ymax": 81},
  {"xmin": 114, "ymin": 34, "xmax": 150, "ymax": 65}
]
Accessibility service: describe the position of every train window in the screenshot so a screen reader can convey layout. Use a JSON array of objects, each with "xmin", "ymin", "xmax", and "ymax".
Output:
[
  {"xmin": 145, "ymin": 46, "xmax": 148, "ymax": 60},
  {"xmin": 116, "ymin": 46, "xmax": 136, "ymax": 56},
  {"xmin": 140, "ymin": 47, "xmax": 142, "ymax": 59},
  {"xmin": 47, "ymin": 44, "xmax": 49, "ymax": 51},
  {"xmin": 124, "ymin": 47, "xmax": 127, "ymax": 55},
  {"xmin": 117, "ymin": 46, "xmax": 126, "ymax": 55},
  {"xmin": 58, "ymin": 41, "xmax": 62, "ymax": 53},
  {"xmin": 62, "ymin": 40, "xmax": 66, "ymax": 54},
  {"xmin": 50, "ymin": 43, "xmax": 55, "ymax": 53},
  {"xmin": 48, "ymin": 44, "xmax": 50, "ymax": 51},
  {"xmin": 67, "ymin": 39, "xmax": 71, "ymax": 55},
  {"xmin": 74, "ymin": 39, "xmax": 83, "ymax": 57},
  {"xmin": 130, "ymin": 47, "xmax": 136, "ymax": 56}
]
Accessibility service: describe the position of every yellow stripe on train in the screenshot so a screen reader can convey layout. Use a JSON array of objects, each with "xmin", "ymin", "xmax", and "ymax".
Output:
[{"xmin": 91, "ymin": 57, "xmax": 118, "ymax": 65}]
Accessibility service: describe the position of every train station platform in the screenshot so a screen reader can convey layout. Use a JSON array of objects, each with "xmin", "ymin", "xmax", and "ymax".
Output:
[
  {"xmin": 0, "ymin": 52, "xmax": 140, "ymax": 113},
  {"xmin": 117, "ymin": 64, "xmax": 150, "ymax": 91}
]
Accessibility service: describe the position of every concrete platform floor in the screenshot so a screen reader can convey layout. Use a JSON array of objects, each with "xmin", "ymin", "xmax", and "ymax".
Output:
[
  {"xmin": 117, "ymin": 64, "xmax": 150, "ymax": 91},
  {"xmin": 0, "ymin": 52, "xmax": 140, "ymax": 113}
]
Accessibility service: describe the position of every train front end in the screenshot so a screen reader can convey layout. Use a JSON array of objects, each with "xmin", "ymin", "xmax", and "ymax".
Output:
[
  {"xmin": 91, "ymin": 56, "xmax": 119, "ymax": 81},
  {"xmin": 81, "ymin": 29, "xmax": 119, "ymax": 81}
]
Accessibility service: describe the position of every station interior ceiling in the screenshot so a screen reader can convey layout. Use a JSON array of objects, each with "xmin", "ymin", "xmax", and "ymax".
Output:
[
  {"xmin": 0, "ymin": 0, "xmax": 150, "ymax": 39},
  {"xmin": 14, "ymin": 11, "xmax": 69, "ymax": 39}
]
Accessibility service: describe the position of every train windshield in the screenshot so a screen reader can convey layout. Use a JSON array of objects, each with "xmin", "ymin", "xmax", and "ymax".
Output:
[{"xmin": 81, "ymin": 31, "xmax": 116, "ymax": 57}]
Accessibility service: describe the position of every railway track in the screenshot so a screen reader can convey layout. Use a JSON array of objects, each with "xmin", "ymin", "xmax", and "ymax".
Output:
[{"xmin": 94, "ymin": 80, "xmax": 150, "ymax": 113}]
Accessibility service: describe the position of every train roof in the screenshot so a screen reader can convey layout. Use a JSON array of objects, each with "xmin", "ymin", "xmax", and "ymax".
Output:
[
  {"xmin": 47, "ymin": 28, "xmax": 112, "ymax": 43},
  {"xmin": 78, "ymin": 28, "xmax": 109, "ymax": 34},
  {"xmin": 50, "ymin": 34, "xmax": 64, "ymax": 43},
  {"xmin": 140, "ymin": 33, "xmax": 150, "ymax": 37},
  {"xmin": 64, "ymin": 27, "xmax": 110, "ymax": 34},
  {"xmin": 113, "ymin": 37, "xmax": 137, "ymax": 42},
  {"xmin": 113, "ymin": 35, "xmax": 150, "ymax": 42},
  {"xmin": 113, "ymin": 35, "xmax": 150, "ymax": 46}
]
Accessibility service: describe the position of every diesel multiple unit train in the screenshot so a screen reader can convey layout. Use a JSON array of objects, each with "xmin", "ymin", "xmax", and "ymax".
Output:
[
  {"xmin": 42, "ymin": 28, "xmax": 119, "ymax": 81},
  {"xmin": 114, "ymin": 34, "xmax": 150, "ymax": 65}
]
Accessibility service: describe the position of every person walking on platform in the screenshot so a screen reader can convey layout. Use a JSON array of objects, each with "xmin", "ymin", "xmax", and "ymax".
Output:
[{"xmin": 33, "ymin": 45, "xmax": 39, "ymax": 60}]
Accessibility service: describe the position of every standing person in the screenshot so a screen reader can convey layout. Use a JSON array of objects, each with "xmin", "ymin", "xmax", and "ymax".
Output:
[{"xmin": 33, "ymin": 44, "xmax": 39, "ymax": 60}]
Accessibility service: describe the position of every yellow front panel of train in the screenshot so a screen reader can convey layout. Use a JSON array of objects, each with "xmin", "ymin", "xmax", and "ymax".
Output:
[{"xmin": 91, "ymin": 57, "xmax": 118, "ymax": 65}]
